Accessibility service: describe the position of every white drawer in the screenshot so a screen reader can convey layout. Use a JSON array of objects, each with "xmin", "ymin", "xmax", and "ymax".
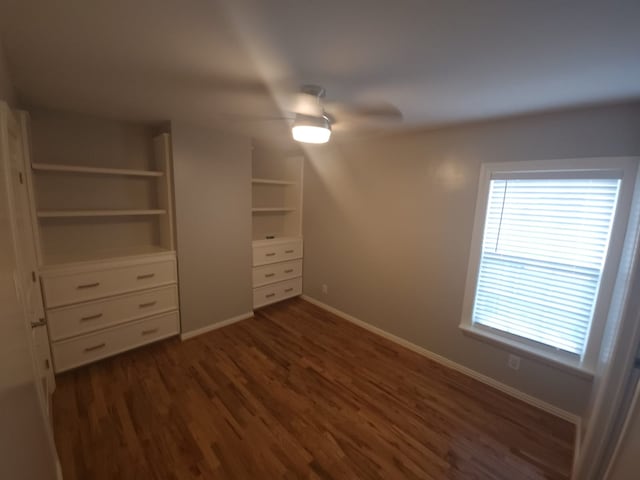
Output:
[
  {"xmin": 252, "ymin": 259, "xmax": 303, "ymax": 287},
  {"xmin": 253, "ymin": 277, "xmax": 302, "ymax": 309},
  {"xmin": 52, "ymin": 310, "xmax": 180, "ymax": 372},
  {"xmin": 47, "ymin": 285, "xmax": 179, "ymax": 341},
  {"xmin": 253, "ymin": 239, "xmax": 303, "ymax": 266},
  {"xmin": 42, "ymin": 258, "xmax": 177, "ymax": 308}
]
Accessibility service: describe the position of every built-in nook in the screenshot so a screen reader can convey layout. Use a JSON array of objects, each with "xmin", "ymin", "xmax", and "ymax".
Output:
[{"xmin": 251, "ymin": 143, "xmax": 304, "ymax": 308}]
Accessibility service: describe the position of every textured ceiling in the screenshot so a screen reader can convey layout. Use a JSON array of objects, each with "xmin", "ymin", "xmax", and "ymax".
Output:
[{"xmin": 1, "ymin": 0, "xmax": 639, "ymax": 144}]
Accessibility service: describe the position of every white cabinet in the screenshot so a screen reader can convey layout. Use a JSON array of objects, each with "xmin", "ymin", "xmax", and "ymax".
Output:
[
  {"xmin": 251, "ymin": 238, "xmax": 303, "ymax": 308},
  {"xmin": 41, "ymin": 252, "xmax": 180, "ymax": 372}
]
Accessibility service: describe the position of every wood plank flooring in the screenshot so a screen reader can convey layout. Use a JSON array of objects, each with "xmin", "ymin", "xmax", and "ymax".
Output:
[{"xmin": 53, "ymin": 298, "xmax": 575, "ymax": 479}]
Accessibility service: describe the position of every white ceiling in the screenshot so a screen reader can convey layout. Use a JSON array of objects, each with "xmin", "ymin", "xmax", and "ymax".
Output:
[{"xmin": 1, "ymin": 0, "xmax": 639, "ymax": 143}]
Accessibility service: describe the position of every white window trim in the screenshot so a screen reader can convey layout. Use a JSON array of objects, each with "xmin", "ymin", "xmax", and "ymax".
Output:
[{"xmin": 460, "ymin": 157, "xmax": 639, "ymax": 377}]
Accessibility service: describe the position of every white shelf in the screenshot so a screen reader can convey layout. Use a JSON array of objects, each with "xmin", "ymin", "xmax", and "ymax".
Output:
[
  {"xmin": 32, "ymin": 163, "xmax": 164, "ymax": 177},
  {"xmin": 251, "ymin": 178, "xmax": 296, "ymax": 186},
  {"xmin": 38, "ymin": 209, "xmax": 166, "ymax": 218},
  {"xmin": 251, "ymin": 207, "xmax": 296, "ymax": 213}
]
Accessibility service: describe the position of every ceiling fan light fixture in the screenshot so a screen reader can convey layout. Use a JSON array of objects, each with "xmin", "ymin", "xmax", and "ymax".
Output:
[{"xmin": 292, "ymin": 114, "xmax": 331, "ymax": 144}]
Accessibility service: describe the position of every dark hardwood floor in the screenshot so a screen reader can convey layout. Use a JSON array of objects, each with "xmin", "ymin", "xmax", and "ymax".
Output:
[{"xmin": 53, "ymin": 298, "xmax": 575, "ymax": 479}]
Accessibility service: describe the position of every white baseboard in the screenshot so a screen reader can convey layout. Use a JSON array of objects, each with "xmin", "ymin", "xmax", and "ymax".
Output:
[
  {"xmin": 180, "ymin": 311, "xmax": 254, "ymax": 341},
  {"xmin": 301, "ymin": 295, "xmax": 581, "ymax": 425}
]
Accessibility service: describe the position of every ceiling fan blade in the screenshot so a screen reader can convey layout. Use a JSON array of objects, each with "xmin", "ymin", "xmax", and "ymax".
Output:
[
  {"xmin": 325, "ymin": 101, "xmax": 403, "ymax": 123},
  {"xmin": 325, "ymin": 101, "xmax": 403, "ymax": 133},
  {"xmin": 221, "ymin": 113, "xmax": 294, "ymax": 123},
  {"xmin": 281, "ymin": 92, "xmax": 324, "ymax": 117}
]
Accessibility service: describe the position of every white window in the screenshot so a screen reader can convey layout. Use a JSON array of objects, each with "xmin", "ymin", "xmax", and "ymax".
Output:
[{"xmin": 460, "ymin": 158, "xmax": 638, "ymax": 375}]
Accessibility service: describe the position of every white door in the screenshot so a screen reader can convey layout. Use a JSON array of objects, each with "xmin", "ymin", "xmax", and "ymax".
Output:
[
  {"xmin": 3, "ymin": 107, "xmax": 55, "ymax": 409},
  {"xmin": 0, "ymin": 101, "xmax": 59, "ymax": 479}
]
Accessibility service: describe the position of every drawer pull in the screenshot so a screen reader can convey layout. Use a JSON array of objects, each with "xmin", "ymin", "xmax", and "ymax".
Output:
[
  {"xmin": 284, "ymin": 288, "xmax": 294, "ymax": 293},
  {"xmin": 80, "ymin": 313, "xmax": 103, "ymax": 322},
  {"xmin": 264, "ymin": 273, "xmax": 275, "ymax": 278},
  {"xmin": 139, "ymin": 301, "xmax": 157, "ymax": 308},
  {"xmin": 137, "ymin": 273, "xmax": 156, "ymax": 280},
  {"xmin": 284, "ymin": 269, "xmax": 294, "ymax": 273},
  {"xmin": 265, "ymin": 252, "xmax": 276, "ymax": 257},
  {"xmin": 284, "ymin": 249, "xmax": 294, "ymax": 254},
  {"xmin": 31, "ymin": 318, "xmax": 47, "ymax": 328},
  {"xmin": 265, "ymin": 293, "xmax": 276, "ymax": 298},
  {"xmin": 84, "ymin": 343, "xmax": 106, "ymax": 353},
  {"xmin": 77, "ymin": 282, "xmax": 100, "ymax": 290},
  {"xmin": 141, "ymin": 328, "xmax": 159, "ymax": 336}
]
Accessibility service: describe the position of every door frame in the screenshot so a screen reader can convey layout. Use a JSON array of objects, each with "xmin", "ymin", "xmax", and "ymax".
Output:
[{"xmin": 0, "ymin": 99, "xmax": 61, "ymax": 479}]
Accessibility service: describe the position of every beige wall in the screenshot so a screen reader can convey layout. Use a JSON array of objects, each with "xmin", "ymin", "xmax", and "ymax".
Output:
[
  {"xmin": 29, "ymin": 109, "xmax": 155, "ymax": 170},
  {"xmin": 0, "ymin": 37, "xmax": 16, "ymax": 105},
  {"xmin": 172, "ymin": 123, "xmax": 253, "ymax": 334},
  {"xmin": 302, "ymin": 102, "xmax": 640, "ymax": 415}
]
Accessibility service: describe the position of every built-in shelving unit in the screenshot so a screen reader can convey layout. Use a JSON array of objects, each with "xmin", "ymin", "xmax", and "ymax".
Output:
[
  {"xmin": 251, "ymin": 147, "xmax": 304, "ymax": 308},
  {"xmin": 23, "ymin": 111, "xmax": 181, "ymax": 372},
  {"xmin": 32, "ymin": 163, "xmax": 164, "ymax": 177},
  {"xmin": 25, "ymin": 114, "xmax": 176, "ymax": 267},
  {"xmin": 251, "ymin": 152, "xmax": 303, "ymax": 241}
]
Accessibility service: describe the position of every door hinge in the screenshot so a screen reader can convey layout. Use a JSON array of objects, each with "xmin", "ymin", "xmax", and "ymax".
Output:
[
  {"xmin": 30, "ymin": 318, "xmax": 46, "ymax": 328},
  {"xmin": 31, "ymin": 271, "xmax": 37, "ymax": 283},
  {"xmin": 18, "ymin": 171, "xmax": 24, "ymax": 184},
  {"xmin": 45, "ymin": 359, "xmax": 50, "ymax": 370}
]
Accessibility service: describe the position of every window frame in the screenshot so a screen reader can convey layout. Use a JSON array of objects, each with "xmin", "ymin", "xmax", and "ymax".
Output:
[{"xmin": 460, "ymin": 157, "xmax": 639, "ymax": 377}]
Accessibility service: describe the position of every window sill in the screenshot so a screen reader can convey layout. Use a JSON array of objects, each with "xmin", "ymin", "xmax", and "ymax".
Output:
[{"xmin": 459, "ymin": 324, "xmax": 595, "ymax": 381}]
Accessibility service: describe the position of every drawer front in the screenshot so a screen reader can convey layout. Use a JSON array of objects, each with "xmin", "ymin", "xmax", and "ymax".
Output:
[
  {"xmin": 42, "ymin": 259, "xmax": 177, "ymax": 308},
  {"xmin": 253, "ymin": 239, "xmax": 303, "ymax": 266},
  {"xmin": 47, "ymin": 285, "xmax": 179, "ymax": 341},
  {"xmin": 253, "ymin": 277, "xmax": 302, "ymax": 309},
  {"xmin": 52, "ymin": 311, "xmax": 180, "ymax": 372},
  {"xmin": 252, "ymin": 259, "xmax": 303, "ymax": 287}
]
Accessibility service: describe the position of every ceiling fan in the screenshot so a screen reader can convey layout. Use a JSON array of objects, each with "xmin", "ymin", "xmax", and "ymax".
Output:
[
  {"xmin": 218, "ymin": 81, "xmax": 403, "ymax": 144},
  {"xmin": 254, "ymin": 85, "xmax": 402, "ymax": 143},
  {"xmin": 286, "ymin": 84, "xmax": 403, "ymax": 144}
]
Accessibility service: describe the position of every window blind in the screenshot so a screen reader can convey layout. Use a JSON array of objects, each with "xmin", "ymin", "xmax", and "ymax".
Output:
[{"xmin": 472, "ymin": 177, "xmax": 621, "ymax": 355}]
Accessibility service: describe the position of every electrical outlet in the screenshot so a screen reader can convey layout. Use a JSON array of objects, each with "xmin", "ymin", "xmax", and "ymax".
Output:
[
  {"xmin": 508, "ymin": 354, "xmax": 521, "ymax": 370},
  {"xmin": 322, "ymin": 284, "xmax": 328, "ymax": 295}
]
